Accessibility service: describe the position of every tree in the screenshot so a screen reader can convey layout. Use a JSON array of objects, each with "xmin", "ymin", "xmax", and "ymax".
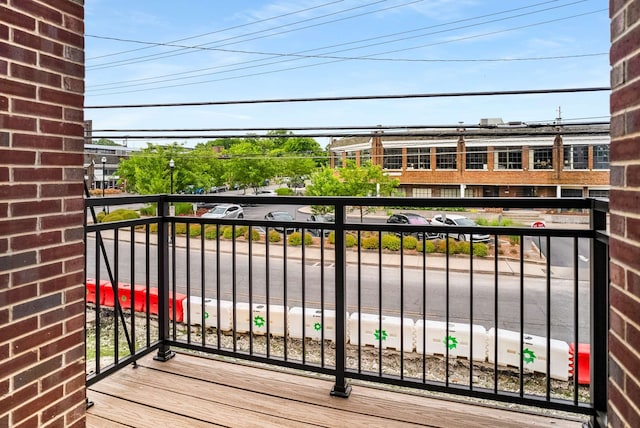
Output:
[
  {"xmin": 223, "ymin": 141, "xmax": 277, "ymax": 193},
  {"xmin": 305, "ymin": 162, "xmax": 400, "ymax": 219},
  {"xmin": 116, "ymin": 143, "xmax": 188, "ymax": 194}
]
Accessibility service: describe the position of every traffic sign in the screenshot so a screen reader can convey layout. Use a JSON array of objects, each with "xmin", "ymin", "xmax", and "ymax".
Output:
[{"xmin": 531, "ymin": 220, "xmax": 546, "ymax": 228}]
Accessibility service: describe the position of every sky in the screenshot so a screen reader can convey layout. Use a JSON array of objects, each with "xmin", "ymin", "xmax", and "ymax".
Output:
[{"xmin": 84, "ymin": 0, "xmax": 611, "ymax": 148}]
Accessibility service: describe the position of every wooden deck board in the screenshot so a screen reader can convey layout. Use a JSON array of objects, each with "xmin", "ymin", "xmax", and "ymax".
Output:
[{"xmin": 87, "ymin": 352, "xmax": 585, "ymax": 428}]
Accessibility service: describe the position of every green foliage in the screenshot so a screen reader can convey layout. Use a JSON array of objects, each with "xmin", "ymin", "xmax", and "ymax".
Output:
[
  {"xmin": 422, "ymin": 240, "xmax": 437, "ymax": 253},
  {"xmin": 287, "ymin": 231, "xmax": 313, "ymax": 246},
  {"xmin": 175, "ymin": 202, "xmax": 194, "ymax": 216},
  {"xmin": 101, "ymin": 209, "xmax": 140, "ymax": 223},
  {"xmin": 236, "ymin": 226, "xmax": 248, "ymax": 237},
  {"xmin": 381, "ymin": 234, "xmax": 401, "ymax": 251},
  {"xmin": 174, "ymin": 223, "xmax": 187, "ymax": 235},
  {"xmin": 139, "ymin": 205, "xmax": 156, "ymax": 216},
  {"xmin": 436, "ymin": 238, "xmax": 459, "ymax": 254},
  {"xmin": 204, "ymin": 225, "xmax": 218, "ymax": 239},
  {"xmin": 402, "ymin": 235, "xmax": 418, "ymax": 250},
  {"xmin": 476, "ymin": 217, "xmax": 517, "ymax": 226},
  {"xmin": 361, "ymin": 235, "xmax": 380, "ymax": 250},
  {"xmin": 268, "ymin": 230, "xmax": 282, "ymax": 242},
  {"xmin": 275, "ymin": 187, "xmax": 295, "ymax": 196},
  {"xmin": 509, "ymin": 235, "xmax": 521, "ymax": 246},
  {"xmin": 327, "ymin": 231, "xmax": 335, "ymax": 245},
  {"xmin": 246, "ymin": 228, "xmax": 261, "ymax": 241},
  {"xmin": 345, "ymin": 233, "xmax": 357, "ymax": 247},
  {"xmin": 472, "ymin": 243, "xmax": 489, "ymax": 257},
  {"xmin": 221, "ymin": 226, "xmax": 236, "ymax": 239},
  {"xmin": 188, "ymin": 224, "xmax": 201, "ymax": 237},
  {"xmin": 457, "ymin": 241, "xmax": 470, "ymax": 255},
  {"xmin": 148, "ymin": 223, "xmax": 158, "ymax": 233},
  {"xmin": 96, "ymin": 211, "xmax": 106, "ymax": 223}
]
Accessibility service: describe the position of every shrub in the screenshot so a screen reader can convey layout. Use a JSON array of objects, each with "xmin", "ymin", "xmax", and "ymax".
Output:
[
  {"xmin": 275, "ymin": 187, "xmax": 294, "ymax": 196},
  {"xmin": 345, "ymin": 233, "xmax": 357, "ymax": 247},
  {"xmin": 148, "ymin": 223, "xmax": 158, "ymax": 233},
  {"xmin": 175, "ymin": 202, "xmax": 194, "ymax": 216},
  {"xmin": 423, "ymin": 240, "xmax": 436, "ymax": 253},
  {"xmin": 95, "ymin": 211, "xmax": 106, "ymax": 223},
  {"xmin": 381, "ymin": 234, "xmax": 401, "ymax": 251},
  {"xmin": 509, "ymin": 235, "xmax": 521, "ymax": 246},
  {"xmin": 457, "ymin": 241, "xmax": 471, "ymax": 255},
  {"xmin": 139, "ymin": 205, "xmax": 156, "ymax": 216},
  {"xmin": 246, "ymin": 228, "xmax": 261, "ymax": 241},
  {"xmin": 361, "ymin": 235, "xmax": 379, "ymax": 250},
  {"xmin": 327, "ymin": 231, "xmax": 335, "ymax": 245},
  {"xmin": 221, "ymin": 226, "xmax": 234, "ymax": 239},
  {"xmin": 174, "ymin": 223, "xmax": 187, "ymax": 235},
  {"xmin": 268, "ymin": 230, "xmax": 282, "ymax": 242},
  {"xmin": 402, "ymin": 235, "xmax": 418, "ymax": 250},
  {"xmin": 288, "ymin": 231, "xmax": 313, "ymax": 246},
  {"xmin": 472, "ymin": 243, "xmax": 488, "ymax": 257},
  {"xmin": 188, "ymin": 224, "xmax": 201, "ymax": 237},
  {"xmin": 204, "ymin": 225, "xmax": 218, "ymax": 239},
  {"xmin": 436, "ymin": 238, "xmax": 458, "ymax": 254},
  {"xmin": 236, "ymin": 226, "xmax": 248, "ymax": 237}
]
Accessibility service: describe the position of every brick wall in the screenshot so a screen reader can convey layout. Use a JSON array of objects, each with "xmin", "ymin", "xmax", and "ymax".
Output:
[
  {"xmin": 609, "ymin": 1, "xmax": 640, "ymax": 427},
  {"xmin": 0, "ymin": 1, "xmax": 86, "ymax": 427}
]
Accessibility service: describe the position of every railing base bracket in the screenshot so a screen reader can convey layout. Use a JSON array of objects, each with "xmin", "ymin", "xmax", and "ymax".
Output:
[
  {"xmin": 330, "ymin": 384, "xmax": 352, "ymax": 398},
  {"xmin": 153, "ymin": 349, "xmax": 176, "ymax": 362}
]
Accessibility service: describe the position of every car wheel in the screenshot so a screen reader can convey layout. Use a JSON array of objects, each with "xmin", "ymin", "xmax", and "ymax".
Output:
[
  {"xmin": 238, "ymin": 213, "xmax": 243, "ymax": 219},
  {"xmin": 438, "ymin": 233, "xmax": 446, "ymax": 240},
  {"xmin": 457, "ymin": 233, "xmax": 466, "ymax": 241}
]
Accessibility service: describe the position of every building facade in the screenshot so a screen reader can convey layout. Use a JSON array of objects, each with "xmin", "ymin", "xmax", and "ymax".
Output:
[{"xmin": 330, "ymin": 124, "xmax": 610, "ymax": 199}]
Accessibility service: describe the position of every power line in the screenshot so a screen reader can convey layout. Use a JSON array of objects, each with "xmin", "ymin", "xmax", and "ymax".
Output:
[{"xmin": 85, "ymin": 86, "xmax": 610, "ymax": 109}]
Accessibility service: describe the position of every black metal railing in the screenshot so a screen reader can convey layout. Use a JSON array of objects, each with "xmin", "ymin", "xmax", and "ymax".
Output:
[{"xmin": 84, "ymin": 194, "xmax": 608, "ymax": 426}]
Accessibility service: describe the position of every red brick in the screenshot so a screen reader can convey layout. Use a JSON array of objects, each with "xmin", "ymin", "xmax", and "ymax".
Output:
[
  {"xmin": 13, "ymin": 133, "xmax": 63, "ymax": 150},
  {"xmin": 62, "ymin": 137, "xmax": 83, "ymax": 152},
  {"xmin": 0, "ymin": 6, "xmax": 36, "ymax": 30},
  {"xmin": 0, "ymin": 251, "xmax": 37, "ymax": 271},
  {"xmin": 42, "ymin": 389, "xmax": 84, "ymax": 424},
  {"xmin": 39, "ymin": 272, "xmax": 82, "ymax": 296},
  {"xmin": 627, "ymin": 164, "xmax": 640, "ymax": 187},
  {"xmin": 40, "ymin": 152, "xmax": 83, "ymax": 166},
  {"xmin": 13, "ymin": 166, "xmax": 62, "ymax": 181},
  {"xmin": 13, "ymin": 0, "xmax": 63, "ymax": 25},
  {"xmin": 64, "ymin": 343, "xmax": 84, "ymax": 365},
  {"xmin": 0, "ymin": 238, "xmax": 7, "ymax": 253},
  {"xmin": 10, "ymin": 63, "xmax": 62, "ymax": 87},
  {"xmin": 0, "ymin": 184, "xmax": 38, "ymax": 200},
  {"xmin": 63, "ymin": 285, "xmax": 85, "ymax": 305},
  {"xmin": 628, "ymin": 269, "xmax": 640, "ymax": 296},
  {"xmin": 40, "ymin": 212, "xmax": 83, "ymax": 230},
  {"xmin": 0, "ymin": 282, "xmax": 37, "ymax": 306},
  {"xmin": 40, "ymin": 183, "xmax": 83, "ymax": 198},
  {"xmin": 0, "ymin": 384, "xmax": 38, "ymax": 422},
  {"xmin": 0, "ymin": 41, "xmax": 37, "ymax": 65},
  {"xmin": 64, "ymin": 313, "xmax": 84, "ymax": 333},
  {"xmin": 11, "ymin": 263, "xmax": 63, "ymax": 287},
  {"xmin": 0, "ymin": 96, "xmax": 7, "ymax": 112},
  {"xmin": 608, "ymin": 381, "xmax": 640, "ymax": 428},
  {"xmin": 0, "ymin": 166, "xmax": 8, "ymax": 181},
  {"xmin": 44, "ymin": 0, "xmax": 84, "ymax": 19},
  {"xmin": 610, "ymin": 307, "xmax": 625, "ymax": 337},
  {"xmin": 63, "ymin": 107, "xmax": 83, "ymax": 122},
  {"xmin": 0, "ymin": 23, "xmax": 8, "ymax": 40},
  {"xmin": 63, "ymin": 226, "xmax": 83, "ymax": 242},
  {"xmin": 11, "ymin": 199, "xmax": 62, "ymax": 217},
  {"xmin": 609, "ymin": 189, "xmax": 640, "ymax": 212},
  {"xmin": 39, "ymin": 87, "xmax": 82, "ymax": 108},
  {"xmin": 0, "ymin": 217, "xmax": 37, "ymax": 236},
  {"xmin": 62, "ymin": 14, "xmax": 83, "ymax": 34},
  {"xmin": 11, "ymin": 231, "xmax": 61, "ymax": 252},
  {"xmin": 40, "ymin": 241, "xmax": 83, "ymax": 263},
  {"xmin": 610, "ymin": 261, "xmax": 626, "ymax": 286},
  {"xmin": 13, "ymin": 324, "xmax": 63, "ymax": 356},
  {"xmin": 13, "ymin": 99, "xmax": 62, "ymax": 119},
  {"xmin": 62, "ymin": 75, "xmax": 83, "ymax": 93},
  {"xmin": 40, "ymin": 416, "xmax": 64, "ymax": 428},
  {"xmin": 611, "ymin": 283, "xmax": 640, "ymax": 326},
  {"xmin": 611, "ymin": 78, "xmax": 640, "ymax": 113},
  {"xmin": 0, "ymin": 348, "xmax": 37, "ymax": 375},
  {"xmin": 0, "ymin": 114, "xmax": 37, "ymax": 132},
  {"xmin": 13, "ymin": 29, "xmax": 63, "ymax": 57},
  {"xmin": 12, "ymin": 385, "xmax": 63, "ymax": 424},
  {"xmin": 63, "ymin": 256, "xmax": 84, "ymax": 276},
  {"xmin": 39, "ymin": 329, "xmax": 82, "ymax": 360},
  {"xmin": 63, "ymin": 371, "xmax": 85, "ymax": 395},
  {"xmin": 0, "ymin": 148, "xmax": 36, "ymax": 164},
  {"xmin": 39, "ymin": 118, "xmax": 83, "ymax": 136},
  {"xmin": 38, "ymin": 22, "xmax": 82, "ymax": 49},
  {"xmin": 40, "ymin": 54, "xmax": 83, "ymax": 77}
]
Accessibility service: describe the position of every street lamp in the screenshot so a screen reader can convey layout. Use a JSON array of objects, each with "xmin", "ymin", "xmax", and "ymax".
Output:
[
  {"xmin": 169, "ymin": 159, "xmax": 175, "ymax": 194},
  {"xmin": 101, "ymin": 156, "xmax": 107, "ymax": 213}
]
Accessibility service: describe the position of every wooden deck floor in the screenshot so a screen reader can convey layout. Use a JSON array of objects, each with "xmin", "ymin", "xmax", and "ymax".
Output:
[{"xmin": 86, "ymin": 352, "xmax": 585, "ymax": 428}]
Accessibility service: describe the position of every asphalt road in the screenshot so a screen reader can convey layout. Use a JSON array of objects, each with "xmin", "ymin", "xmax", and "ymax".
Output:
[{"xmin": 87, "ymin": 236, "xmax": 591, "ymax": 343}]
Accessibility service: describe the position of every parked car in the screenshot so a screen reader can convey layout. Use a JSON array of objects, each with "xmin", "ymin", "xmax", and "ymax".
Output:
[
  {"xmin": 386, "ymin": 213, "xmax": 439, "ymax": 240},
  {"xmin": 429, "ymin": 214, "xmax": 491, "ymax": 242},
  {"xmin": 306, "ymin": 213, "xmax": 335, "ymax": 237},
  {"xmin": 253, "ymin": 189, "xmax": 277, "ymax": 196},
  {"xmin": 201, "ymin": 204, "xmax": 244, "ymax": 219},
  {"xmin": 264, "ymin": 211, "xmax": 296, "ymax": 233}
]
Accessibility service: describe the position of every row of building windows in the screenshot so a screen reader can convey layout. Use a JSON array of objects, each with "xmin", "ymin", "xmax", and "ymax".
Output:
[{"xmin": 352, "ymin": 144, "xmax": 611, "ymax": 170}]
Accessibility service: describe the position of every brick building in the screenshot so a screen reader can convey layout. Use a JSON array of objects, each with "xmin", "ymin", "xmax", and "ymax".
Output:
[
  {"xmin": 330, "ymin": 123, "xmax": 610, "ymax": 199},
  {"xmin": 1, "ymin": 0, "xmax": 86, "ymax": 426}
]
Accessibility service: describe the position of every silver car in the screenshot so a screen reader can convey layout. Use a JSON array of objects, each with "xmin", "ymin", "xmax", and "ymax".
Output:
[
  {"xmin": 201, "ymin": 204, "xmax": 244, "ymax": 219},
  {"xmin": 429, "ymin": 214, "xmax": 490, "ymax": 242}
]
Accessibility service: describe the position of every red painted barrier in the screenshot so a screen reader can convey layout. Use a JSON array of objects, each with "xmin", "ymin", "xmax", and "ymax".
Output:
[
  {"xmin": 145, "ymin": 287, "xmax": 187, "ymax": 322},
  {"xmin": 86, "ymin": 278, "xmax": 109, "ymax": 304},
  {"xmin": 101, "ymin": 282, "xmax": 146, "ymax": 311},
  {"xmin": 569, "ymin": 343, "xmax": 590, "ymax": 385}
]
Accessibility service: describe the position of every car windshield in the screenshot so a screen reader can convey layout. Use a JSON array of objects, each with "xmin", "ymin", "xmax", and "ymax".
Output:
[
  {"xmin": 408, "ymin": 217, "xmax": 428, "ymax": 225},
  {"xmin": 210, "ymin": 206, "xmax": 229, "ymax": 214},
  {"xmin": 454, "ymin": 217, "xmax": 477, "ymax": 226}
]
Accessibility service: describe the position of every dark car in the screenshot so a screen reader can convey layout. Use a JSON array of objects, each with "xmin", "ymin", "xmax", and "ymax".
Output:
[
  {"xmin": 306, "ymin": 213, "xmax": 335, "ymax": 237},
  {"xmin": 387, "ymin": 213, "xmax": 439, "ymax": 240},
  {"xmin": 264, "ymin": 211, "xmax": 296, "ymax": 234}
]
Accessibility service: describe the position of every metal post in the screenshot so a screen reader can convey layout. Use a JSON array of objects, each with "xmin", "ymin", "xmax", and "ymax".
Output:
[
  {"xmin": 331, "ymin": 201, "xmax": 351, "ymax": 397},
  {"xmin": 101, "ymin": 156, "xmax": 107, "ymax": 213},
  {"xmin": 589, "ymin": 199, "xmax": 608, "ymax": 428},
  {"xmin": 169, "ymin": 159, "xmax": 175, "ymax": 194},
  {"xmin": 154, "ymin": 195, "xmax": 175, "ymax": 362}
]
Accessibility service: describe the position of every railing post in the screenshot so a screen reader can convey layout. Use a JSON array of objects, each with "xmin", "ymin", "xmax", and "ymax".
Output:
[
  {"xmin": 589, "ymin": 199, "xmax": 608, "ymax": 428},
  {"xmin": 154, "ymin": 195, "xmax": 175, "ymax": 362},
  {"xmin": 331, "ymin": 201, "xmax": 351, "ymax": 397}
]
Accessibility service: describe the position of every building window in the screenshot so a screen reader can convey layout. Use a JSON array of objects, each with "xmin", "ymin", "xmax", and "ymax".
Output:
[
  {"xmin": 436, "ymin": 147, "xmax": 457, "ymax": 169},
  {"xmin": 360, "ymin": 149, "xmax": 371, "ymax": 165},
  {"xmin": 406, "ymin": 148, "xmax": 430, "ymax": 169},
  {"xmin": 589, "ymin": 189, "xmax": 609, "ymax": 198},
  {"xmin": 383, "ymin": 148, "xmax": 402, "ymax": 169},
  {"xmin": 440, "ymin": 187, "xmax": 461, "ymax": 197},
  {"xmin": 346, "ymin": 151, "xmax": 356, "ymax": 162},
  {"xmin": 495, "ymin": 146, "xmax": 522, "ymax": 169},
  {"xmin": 531, "ymin": 147, "xmax": 553, "ymax": 169},
  {"xmin": 413, "ymin": 187, "xmax": 432, "ymax": 197},
  {"xmin": 593, "ymin": 144, "xmax": 609, "ymax": 169},
  {"xmin": 563, "ymin": 145, "xmax": 588, "ymax": 170},
  {"xmin": 466, "ymin": 147, "xmax": 487, "ymax": 170}
]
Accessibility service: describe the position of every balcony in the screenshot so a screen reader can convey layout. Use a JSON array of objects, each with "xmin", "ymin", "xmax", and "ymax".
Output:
[{"xmin": 84, "ymin": 194, "xmax": 609, "ymax": 427}]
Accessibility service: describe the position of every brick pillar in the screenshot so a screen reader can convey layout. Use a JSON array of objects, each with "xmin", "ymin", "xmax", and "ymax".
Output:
[
  {"xmin": 609, "ymin": 1, "xmax": 640, "ymax": 427},
  {"xmin": 0, "ymin": 1, "xmax": 86, "ymax": 427}
]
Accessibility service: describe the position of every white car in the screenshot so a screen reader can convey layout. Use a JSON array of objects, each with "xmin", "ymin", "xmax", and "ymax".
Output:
[
  {"xmin": 201, "ymin": 204, "xmax": 244, "ymax": 219},
  {"xmin": 429, "ymin": 214, "xmax": 490, "ymax": 242}
]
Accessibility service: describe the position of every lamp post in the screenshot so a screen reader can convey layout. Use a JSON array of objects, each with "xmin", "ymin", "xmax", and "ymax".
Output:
[
  {"xmin": 101, "ymin": 157, "xmax": 107, "ymax": 212},
  {"xmin": 169, "ymin": 159, "xmax": 175, "ymax": 194}
]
